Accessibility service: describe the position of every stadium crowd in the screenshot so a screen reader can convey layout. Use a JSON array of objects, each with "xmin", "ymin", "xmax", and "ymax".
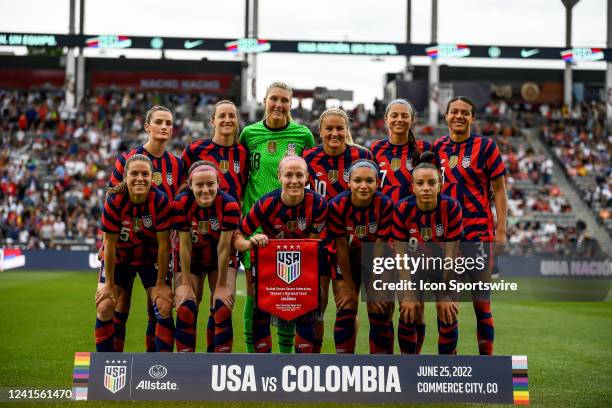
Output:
[
  {"xmin": 540, "ymin": 101, "xmax": 611, "ymax": 234},
  {"xmin": 0, "ymin": 90, "xmax": 606, "ymax": 249}
]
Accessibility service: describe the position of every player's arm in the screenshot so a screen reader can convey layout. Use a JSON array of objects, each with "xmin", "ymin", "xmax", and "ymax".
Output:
[
  {"xmin": 152, "ymin": 230, "xmax": 172, "ymax": 305},
  {"xmin": 178, "ymin": 230, "xmax": 192, "ymax": 277},
  {"xmin": 96, "ymin": 232, "xmax": 119, "ymax": 307},
  {"xmin": 395, "ymin": 238, "xmax": 419, "ymax": 324},
  {"xmin": 368, "ymin": 237, "xmax": 391, "ymax": 314},
  {"xmin": 334, "ymin": 236, "xmax": 356, "ymax": 310},
  {"xmin": 234, "ymin": 231, "xmax": 269, "ymax": 251},
  {"xmin": 492, "ymin": 175, "xmax": 508, "ymax": 246},
  {"xmin": 436, "ymin": 239, "xmax": 460, "ymax": 325},
  {"xmin": 213, "ymin": 230, "xmax": 235, "ymax": 309},
  {"xmin": 234, "ymin": 202, "xmax": 268, "ymax": 251}
]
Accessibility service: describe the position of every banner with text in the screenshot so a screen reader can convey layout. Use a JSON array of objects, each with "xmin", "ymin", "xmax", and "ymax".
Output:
[{"xmin": 72, "ymin": 353, "xmax": 528, "ymax": 404}]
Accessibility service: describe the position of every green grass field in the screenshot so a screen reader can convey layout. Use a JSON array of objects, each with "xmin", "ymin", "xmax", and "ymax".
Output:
[{"xmin": 0, "ymin": 270, "xmax": 611, "ymax": 407}]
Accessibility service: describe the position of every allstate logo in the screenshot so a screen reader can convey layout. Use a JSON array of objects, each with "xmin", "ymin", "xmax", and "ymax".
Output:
[{"xmin": 148, "ymin": 365, "xmax": 168, "ymax": 379}]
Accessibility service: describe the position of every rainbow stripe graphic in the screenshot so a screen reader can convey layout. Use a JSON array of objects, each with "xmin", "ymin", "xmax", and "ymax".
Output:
[
  {"xmin": 72, "ymin": 352, "xmax": 91, "ymax": 401},
  {"xmin": 512, "ymin": 355, "xmax": 529, "ymax": 405}
]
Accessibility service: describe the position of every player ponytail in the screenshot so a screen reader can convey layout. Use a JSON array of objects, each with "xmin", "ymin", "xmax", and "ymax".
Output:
[
  {"xmin": 385, "ymin": 99, "xmax": 422, "ymax": 169},
  {"xmin": 412, "ymin": 151, "xmax": 441, "ymax": 183},
  {"xmin": 107, "ymin": 154, "xmax": 153, "ymax": 197}
]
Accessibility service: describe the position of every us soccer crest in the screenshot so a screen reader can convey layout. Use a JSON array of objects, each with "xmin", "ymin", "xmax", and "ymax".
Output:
[
  {"xmin": 287, "ymin": 220, "xmax": 297, "ymax": 231},
  {"xmin": 132, "ymin": 218, "xmax": 142, "ymax": 232},
  {"xmin": 152, "ymin": 171, "xmax": 163, "ymax": 186},
  {"xmin": 287, "ymin": 143, "xmax": 296, "ymax": 155},
  {"xmin": 166, "ymin": 172, "xmax": 173, "ymax": 186},
  {"xmin": 406, "ymin": 158, "xmax": 413, "ymax": 171},
  {"xmin": 421, "ymin": 227, "xmax": 432, "ymax": 241},
  {"xmin": 368, "ymin": 222, "xmax": 378, "ymax": 234},
  {"xmin": 297, "ymin": 218, "xmax": 307, "ymax": 231},
  {"xmin": 277, "ymin": 250, "xmax": 301, "ymax": 285},
  {"xmin": 219, "ymin": 160, "xmax": 230, "ymax": 174},
  {"xmin": 233, "ymin": 161, "xmax": 240, "ymax": 173},
  {"xmin": 462, "ymin": 155, "xmax": 471, "ymax": 168},
  {"xmin": 436, "ymin": 223, "xmax": 444, "ymax": 237},
  {"xmin": 104, "ymin": 363, "xmax": 127, "ymax": 394},
  {"xmin": 268, "ymin": 141, "xmax": 277, "ymax": 154},
  {"xmin": 142, "ymin": 215, "xmax": 152, "ymax": 229},
  {"xmin": 355, "ymin": 225, "xmax": 367, "ymax": 238},
  {"xmin": 328, "ymin": 170, "xmax": 338, "ymax": 183},
  {"xmin": 448, "ymin": 156, "xmax": 459, "ymax": 169},
  {"xmin": 391, "ymin": 158, "xmax": 401, "ymax": 171},
  {"xmin": 198, "ymin": 220, "xmax": 209, "ymax": 234},
  {"xmin": 210, "ymin": 218, "xmax": 220, "ymax": 231}
]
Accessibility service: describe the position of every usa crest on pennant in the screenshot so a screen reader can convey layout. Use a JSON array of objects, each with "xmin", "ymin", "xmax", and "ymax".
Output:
[{"xmin": 277, "ymin": 250, "xmax": 301, "ymax": 284}]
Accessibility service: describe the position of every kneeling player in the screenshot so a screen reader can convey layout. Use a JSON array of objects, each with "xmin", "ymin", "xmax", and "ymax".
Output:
[
  {"xmin": 95, "ymin": 154, "xmax": 173, "ymax": 352},
  {"xmin": 303, "ymin": 107, "xmax": 373, "ymax": 353},
  {"xmin": 327, "ymin": 160, "xmax": 395, "ymax": 354},
  {"xmin": 393, "ymin": 152, "xmax": 463, "ymax": 355},
  {"xmin": 234, "ymin": 156, "xmax": 327, "ymax": 353},
  {"xmin": 172, "ymin": 161, "xmax": 240, "ymax": 352}
]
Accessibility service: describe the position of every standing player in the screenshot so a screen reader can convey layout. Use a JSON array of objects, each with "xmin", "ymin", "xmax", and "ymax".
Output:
[
  {"xmin": 327, "ymin": 160, "xmax": 395, "ymax": 354},
  {"xmin": 181, "ymin": 100, "xmax": 248, "ymax": 203},
  {"xmin": 181, "ymin": 100, "xmax": 248, "ymax": 350},
  {"xmin": 370, "ymin": 99, "xmax": 431, "ymax": 203},
  {"xmin": 393, "ymin": 152, "xmax": 463, "ymax": 355},
  {"xmin": 240, "ymin": 82, "xmax": 315, "ymax": 353},
  {"xmin": 433, "ymin": 96, "xmax": 507, "ymax": 355},
  {"xmin": 233, "ymin": 156, "xmax": 327, "ymax": 353},
  {"xmin": 95, "ymin": 154, "xmax": 172, "ymax": 352},
  {"xmin": 303, "ymin": 107, "xmax": 372, "ymax": 353},
  {"xmin": 108, "ymin": 106, "xmax": 183, "ymax": 352},
  {"xmin": 172, "ymin": 161, "xmax": 240, "ymax": 352}
]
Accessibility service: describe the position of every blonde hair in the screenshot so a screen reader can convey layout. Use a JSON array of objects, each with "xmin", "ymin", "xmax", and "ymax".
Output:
[
  {"xmin": 145, "ymin": 106, "xmax": 173, "ymax": 124},
  {"xmin": 318, "ymin": 107, "xmax": 354, "ymax": 145},
  {"xmin": 263, "ymin": 81, "xmax": 294, "ymax": 123},
  {"xmin": 210, "ymin": 100, "xmax": 239, "ymax": 144},
  {"xmin": 278, "ymin": 155, "xmax": 307, "ymax": 176},
  {"xmin": 107, "ymin": 154, "xmax": 153, "ymax": 197}
]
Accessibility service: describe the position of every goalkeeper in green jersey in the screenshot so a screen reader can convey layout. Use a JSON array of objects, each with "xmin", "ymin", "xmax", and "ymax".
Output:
[{"xmin": 238, "ymin": 81, "xmax": 315, "ymax": 353}]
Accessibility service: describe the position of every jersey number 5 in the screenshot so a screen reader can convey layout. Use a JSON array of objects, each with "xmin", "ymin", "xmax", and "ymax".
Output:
[{"xmin": 119, "ymin": 226, "xmax": 130, "ymax": 242}]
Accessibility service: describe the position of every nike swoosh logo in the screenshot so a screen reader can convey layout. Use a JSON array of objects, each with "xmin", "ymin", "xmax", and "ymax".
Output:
[
  {"xmin": 521, "ymin": 48, "xmax": 540, "ymax": 58},
  {"xmin": 184, "ymin": 39, "xmax": 204, "ymax": 49}
]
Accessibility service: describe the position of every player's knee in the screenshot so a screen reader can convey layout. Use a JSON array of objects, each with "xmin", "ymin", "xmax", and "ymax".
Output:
[
  {"xmin": 155, "ymin": 298, "xmax": 173, "ymax": 319},
  {"xmin": 174, "ymin": 285, "xmax": 196, "ymax": 308},
  {"xmin": 96, "ymin": 298, "xmax": 115, "ymax": 320}
]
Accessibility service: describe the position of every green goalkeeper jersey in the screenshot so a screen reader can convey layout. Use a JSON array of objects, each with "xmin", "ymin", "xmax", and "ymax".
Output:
[{"xmin": 239, "ymin": 120, "xmax": 315, "ymax": 214}]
